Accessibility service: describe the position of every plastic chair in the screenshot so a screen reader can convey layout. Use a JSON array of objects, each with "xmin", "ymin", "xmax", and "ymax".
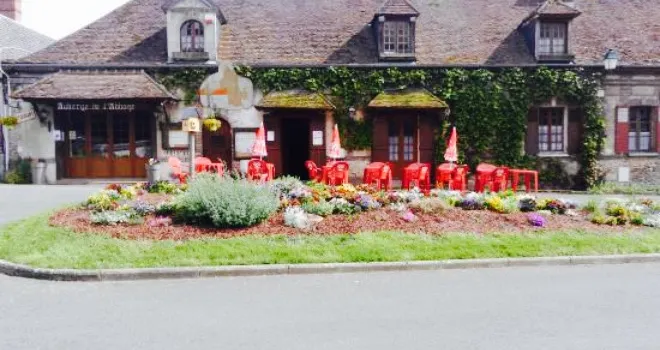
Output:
[
  {"xmin": 247, "ymin": 159, "xmax": 271, "ymax": 182},
  {"xmin": 379, "ymin": 164, "xmax": 393, "ymax": 191},
  {"xmin": 363, "ymin": 162, "xmax": 386, "ymax": 189},
  {"xmin": 436, "ymin": 163, "xmax": 455, "ymax": 189},
  {"xmin": 406, "ymin": 163, "xmax": 431, "ymax": 195},
  {"xmin": 305, "ymin": 160, "xmax": 323, "ymax": 182},
  {"xmin": 167, "ymin": 157, "xmax": 188, "ymax": 184},
  {"xmin": 491, "ymin": 167, "xmax": 509, "ymax": 192},
  {"xmin": 326, "ymin": 161, "xmax": 349, "ymax": 186},
  {"xmin": 450, "ymin": 165, "xmax": 469, "ymax": 191},
  {"xmin": 194, "ymin": 156, "xmax": 213, "ymax": 173}
]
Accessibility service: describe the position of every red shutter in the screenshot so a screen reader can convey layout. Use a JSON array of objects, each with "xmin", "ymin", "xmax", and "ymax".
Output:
[
  {"xmin": 567, "ymin": 108, "xmax": 584, "ymax": 155},
  {"xmin": 372, "ymin": 115, "xmax": 388, "ymax": 163},
  {"xmin": 525, "ymin": 108, "xmax": 539, "ymax": 155},
  {"xmin": 614, "ymin": 107, "xmax": 629, "ymax": 155},
  {"xmin": 655, "ymin": 107, "xmax": 660, "ymax": 153}
]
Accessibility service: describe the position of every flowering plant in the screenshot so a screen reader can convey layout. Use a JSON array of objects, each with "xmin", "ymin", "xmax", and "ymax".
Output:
[{"xmin": 527, "ymin": 213, "xmax": 546, "ymax": 227}]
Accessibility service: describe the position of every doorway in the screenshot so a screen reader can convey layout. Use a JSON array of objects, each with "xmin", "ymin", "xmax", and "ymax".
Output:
[
  {"xmin": 202, "ymin": 117, "xmax": 232, "ymax": 169},
  {"xmin": 281, "ymin": 118, "xmax": 310, "ymax": 179}
]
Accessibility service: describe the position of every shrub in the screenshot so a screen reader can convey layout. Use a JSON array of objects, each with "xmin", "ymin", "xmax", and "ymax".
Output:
[
  {"xmin": 583, "ymin": 200, "xmax": 598, "ymax": 213},
  {"xmin": 283, "ymin": 206, "xmax": 309, "ymax": 229},
  {"xmin": 354, "ymin": 193, "xmax": 382, "ymax": 210},
  {"xmin": 409, "ymin": 197, "xmax": 450, "ymax": 215},
  {"xmin": 302, "ymin": 200, "xmax": 335, "ymax": 217},
  {"xmin": 155, "ymin": 202, "xmax": 178, "ymax": 217},
  {"xmin": 644, "ymin": 214, "xmax": 660, "ymax": 228},
  {"xmin": 329, "ymin": 198, "xmax": 361, "ymax": 215},
  {"xmin": 147, "ymin": 181, "xmax": 180, "ymax": 194},
  {"xmin": 458, "ymin": 198, "xmax": 485, "ymax": 211},
  {"xmin": 174, "ymin": 174, "xmax": 279, "ymax": 228},
  {"xmin": 518, "ymin": 197, "xmax": 537, "ymax": 212},
  {"xmin": 86, "ymin": 190, "xmax": 123, "ymax": 211},
  {"xmin": 527, "ymin": 213, "xmax": 546, "ymax": 227},
  {"xmin": 538, "ymin": 199, "xmax": 567, "ymax": 214},
  {"xmin": 4, "ymin": 159, "xmax": 31, "ymax": 184},
  {"xmin": 90, "ymin": 210, "xmax": 142, "ymax": 226},
  {"xmin": 501, "ymin": 197, "xmax": 520, "ymax": 214},
  {"xmin": 485, "ymin": 196, "xmax": 505, "ymax": 213},
  {"xmin": 271, "ymin": 176, "xmax": 309, "ymax": 200},
  {"xmin": 132, "ymin": 201, "xmax": 156, "ymax": 216}
]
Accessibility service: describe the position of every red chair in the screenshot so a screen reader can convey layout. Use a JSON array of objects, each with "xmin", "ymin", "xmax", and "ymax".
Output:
[
  {"xmin": 474, "ymin": 163, "xmax": 497, "ymax": 192},
  {"xmin": 326, "ymin": 161, "xmax": 349, "ymax": 186},
  {"xmin": 436, "ymin": 163, "xmax": 455, "ymax": 189},
  {"xmin": 167, "ymin": 157, "xmax": 189, "ymax": 184},
  {"xmin": 480, "ymin": 167, "xmax": 509, "ymax": 192},
  {"xmin": 194, "ymin": 156, "xmax": 213, "ymax": 173},
  {"xmin": 247, "ymin": 159, "xmax": 271, "ymax": 182},
  {"xmin": 404, "ymin": 163, "xmax": 431, "ymax": 195},
  {"xmin": 450, "ymin": 165, "xmax": 469, "ymax": 191},
  {"xmin": 305, "ymin": 160, "xmax": 323, "ymax": 182},
  {"xmin": 379, "ymin": 163, "xmax": 393, "ymax": 191}
]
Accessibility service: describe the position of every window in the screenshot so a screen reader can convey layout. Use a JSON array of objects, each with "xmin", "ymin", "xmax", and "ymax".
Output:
[
  {"xmin": 538, "ymin": 108, "xmax": 564, "ymax": 152},
  {"xmin": 538, "ymin": 22, "xmax": 567, "ymax": 55},
  {"xmin": 629, "ymin": 107, "xmax": 653, "ymax": 152},
  {"xmin": 383, "ymin": 21, "xmax": 413, "ymax": 55},
  {"xmin": 181, "ymin": 20, "xmax": 204, "ymax": 53},
  {"xmin": 388, "ymin": 119, "xmax": 398, "ymax": 161}
]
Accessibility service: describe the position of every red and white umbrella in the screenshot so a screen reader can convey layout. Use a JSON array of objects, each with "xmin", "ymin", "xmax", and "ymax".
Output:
[
  {"xmin": 444, "ymin": 127, "xmax": 458, "ymax": 163},
  {"xmin": 328, "ymin": 124, "xmax": 342, "ymax": 160},
  {"xmin": 251, "ymin": 122, "xmax": 268, "ymax": 159}
]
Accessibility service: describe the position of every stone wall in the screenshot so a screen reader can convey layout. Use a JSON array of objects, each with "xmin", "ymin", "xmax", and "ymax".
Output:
[{"xmin": 600, "ymin": 71, "xmax": 660, "ymax": 185}]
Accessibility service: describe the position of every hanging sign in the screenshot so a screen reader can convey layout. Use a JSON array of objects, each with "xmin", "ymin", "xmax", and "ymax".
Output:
[
  {"xmin": 182, "ymin": 117, "xmax": 201, "ymax": 133},
  {"xmin": 57, "ymin": 102, "xmax": 135, "ymax": 112}
]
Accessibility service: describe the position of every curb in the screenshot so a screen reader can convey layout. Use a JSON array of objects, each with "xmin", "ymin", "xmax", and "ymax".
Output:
[{"xmin": 2, "ymin": 254, "xmax": 660, "ymax": 282}]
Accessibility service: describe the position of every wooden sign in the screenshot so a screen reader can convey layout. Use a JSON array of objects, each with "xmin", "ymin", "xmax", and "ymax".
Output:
[{"xmin": 182, "ymin": 117, "xmax": 201, "ymax": 133}]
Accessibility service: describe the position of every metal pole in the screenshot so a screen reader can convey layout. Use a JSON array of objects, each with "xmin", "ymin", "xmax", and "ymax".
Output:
[{"xmin": 189, "ymin": 132, "xmax": 195, "ymax": 179}]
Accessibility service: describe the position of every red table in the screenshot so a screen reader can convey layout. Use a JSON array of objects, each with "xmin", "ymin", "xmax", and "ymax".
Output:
[
  {"xmin": 509, "ymin": 169, "xmax": 539, "ymax": 192},
  {"xmin": 363, "ymin": 162, "xmax": 392, "ymax": 190},
  {"xmin": 436, "ymin": 163, "xmax": 456, "ymax": 189},
  {"xmin": 474, "ymin": 163, "xmax": 496, "ymax": 192}
]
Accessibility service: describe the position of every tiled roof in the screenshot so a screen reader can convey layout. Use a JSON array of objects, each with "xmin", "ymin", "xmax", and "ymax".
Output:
[
  {"xmin": 12, "ymin": 71, "xmax": 176, "ymax": 100},
  {"xmin": 257, "ymin": 90, "xmax": 336, "ymax": 109},
  {"xmin": 376, "ymin": 0, "xmax": 419, "ymax": 16},
  {"xmin": 368, "ymin": 88, "xmax": 448, "ymax": 108},
  {"xmin": 16, "ymin": 0, "xmax": 660, "ymax": 66},
  {"xmin": 0, "ymin": 15, "xmax": 54, "ymax": 60}
]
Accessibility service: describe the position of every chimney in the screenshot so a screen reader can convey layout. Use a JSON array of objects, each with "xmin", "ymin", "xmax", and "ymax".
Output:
[{"xmin": 0, "ymin": 0, "xmax": 21, "ymax": 22}]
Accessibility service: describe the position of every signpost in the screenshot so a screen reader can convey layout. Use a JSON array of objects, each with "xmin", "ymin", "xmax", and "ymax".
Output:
[{"xmin": 182, "ymin": 117, "xmax": 201, "ymax": 178}]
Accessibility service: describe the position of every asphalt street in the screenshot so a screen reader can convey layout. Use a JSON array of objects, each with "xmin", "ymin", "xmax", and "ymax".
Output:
[
  {"xmin": 2, "ymin": 263, "xmax": 660, "ymax": 350},
  {"xmin": 0, "ymin": 184, "xmax": 100, "ymax": 224}
]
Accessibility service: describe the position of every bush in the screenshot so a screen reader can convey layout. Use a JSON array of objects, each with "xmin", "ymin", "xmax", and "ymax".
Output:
[
  {"xmin": 174, "ymin": 174, "xmax": 279, "ymax": 228},
  {"xmin": 147, "ymin": 181, "xmax": 180, "ymax": 194},
  {"xmin": 155, "ymin": 202, "xmax": 178, "ymax": 217},
  {"xmin": 354, "ymin": 193, "xmax": 382, "ymax": 210},
  {"xmin": 132, "ymin": 201, "xmax": 156, "ymax": 216},
  {"xmin": 518, "ymin": 197, "xmax": 537, "ymax": 212},
  {"xmin": 90, "ymin": 210, "xmax": 142, "ymax": 226},
  {"xmin": 583, "ymin": 200, "xmax": 598, "ymax": 213},
  {"xmin": 302, "ymin": 200, "xmax": 335, "ymax": 217},
  {"xmin": 485, "ymin": 196, "xmax": 505, "ymax": 213},
  {"xmin": 409, "ymin": 197, "xmax": 450, "ymax": 215},
  {"xmin": 4, "ymin": 159, "xmax": 31, "ymax": 184},
  {"xmin": 86, "ymin": 190, "xmax": 123, "ymax": 212},
  {"xmin": 329, "ymin": 198, "xmax": 361, "ymax": 215}
]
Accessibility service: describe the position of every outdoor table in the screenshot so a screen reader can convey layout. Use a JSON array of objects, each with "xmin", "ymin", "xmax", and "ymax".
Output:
[
  {"xmin": 436, "ymin": 163, "xmax": 456, "ymax": 189},
  {"xmin": 475, "ymin": 163, "xmax": 497, "ymax": 192},
  {"xmin": 320, "ymin": 161, "xmax": 338, "ymax": 184},
  {"xmin": 402, "ymin": 163, "xmax": 431, "ymax": 193},
  {"xmin": 509, "ymin": 169, "xmax": 539, "ymax": 192},
  {"xmin": 363, "ymin": 162, "xmax": 391, "ymax": 190}
]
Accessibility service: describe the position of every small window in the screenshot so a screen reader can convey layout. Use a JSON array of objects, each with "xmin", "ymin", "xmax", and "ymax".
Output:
[
  {"xmin": 539, "ymin": 22, "xmax": 567, "ymax": 55},
  {"xmin": 383, "ymin": 21, "xmax": 413, "ymax": 55},
  {"xmin": 629, "ymin": 107, "xmax": 653, "ymax": 152},
  {"xmin": 388, "ymin": 119, "xmax": 399, "ymax": 161},
  {"xmin": 538, "ymin": 108, "xmax": 564, "ymax": 152},
  {"xmin": 181, "ymin": 20, "xmax": 205, "ymax": 53}
]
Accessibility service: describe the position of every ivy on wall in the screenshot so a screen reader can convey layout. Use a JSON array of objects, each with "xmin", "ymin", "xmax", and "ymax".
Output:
[{"xmin": 155, "ymin": 68, "xmax": 214, "ymax": 105}]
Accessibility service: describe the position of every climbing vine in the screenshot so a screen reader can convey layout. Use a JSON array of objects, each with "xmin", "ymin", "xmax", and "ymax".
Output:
[
  {"xmin": 234, "ymin": 66, "xmax": 605, "ymax": 189},
  {"xmin": 154, "ymin": 68, "xmax": 214, "ymax": 105}
]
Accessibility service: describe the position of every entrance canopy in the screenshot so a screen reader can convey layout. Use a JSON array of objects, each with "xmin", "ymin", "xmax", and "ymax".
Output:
[
  {"xmin": 12, "ymin": 71, "xmax": 177, "ymax": 100},
  {"xmin": 368, "ymin": 88, "xmax": 448, "ymax": 109},
  {"xmin": 257, "ymin": 90, "xmax": 335, "ymax": 110}
]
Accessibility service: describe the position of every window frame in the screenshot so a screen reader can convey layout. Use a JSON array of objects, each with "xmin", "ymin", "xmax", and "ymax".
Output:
[
  {"xmin": 382, "ymin": 21, "xmax": 414, "ymax": 56},
  {"xmin": 537, "ymin": 106, "xmax": 568, "ymax": 154},
  {"xmin": 628, "ymin": 106, "xmax": 655, "ymax": 153},
  {"xmin": 180, "ymin": 20, "xmax": 205, "ymax": 53},
  {"xmin": 538, "ymin": 21, "xmax": 568, "ymax": 56}
]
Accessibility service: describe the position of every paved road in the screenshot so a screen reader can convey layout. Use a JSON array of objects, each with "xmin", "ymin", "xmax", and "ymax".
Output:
[
  {"xmin": 0, "ymin": 184, "xmax": 101, "ymax": 224},
  {"xmin": 2, "ymin": 263, "xmax": 660, "ymax": 350}
]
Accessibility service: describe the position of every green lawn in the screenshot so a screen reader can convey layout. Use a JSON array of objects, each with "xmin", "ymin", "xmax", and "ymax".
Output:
[{"xmin": 1, "ymin": 214, "xmax": 660, "ymax": 269}]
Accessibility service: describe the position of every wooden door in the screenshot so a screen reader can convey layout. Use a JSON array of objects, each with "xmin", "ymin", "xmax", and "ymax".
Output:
[
  {"xmin": 264, "ymin": 116, "xmax": 282, "ymax": 177},
  {"xmin": 202, "ymin": 117, "xmax": 233, "ymax": 170},
  {"xmin": 309, "ymin": 115, "xmax": 326, "ymax": 168},
  {"xmin": 133, "ymin": 111, "xmax": 153, "ymax": 178},
  {"xmin": 372, "ymin": 115, "xmax": 417, "ymax": 179},
  {"xmin": 111, "ymin": 113, "xmax": 133, "ymax": 178}
]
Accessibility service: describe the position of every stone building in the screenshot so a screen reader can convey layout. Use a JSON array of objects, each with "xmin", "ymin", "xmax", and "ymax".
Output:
[{"xmin": 2, "ymin": 0, "xmax": 659, "ymax": 185}]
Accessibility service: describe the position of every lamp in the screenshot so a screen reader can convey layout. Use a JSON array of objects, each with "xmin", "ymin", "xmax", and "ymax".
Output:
[{"xmin": 603, "ymin": 49, "xmax": 619, "ymax": 70}]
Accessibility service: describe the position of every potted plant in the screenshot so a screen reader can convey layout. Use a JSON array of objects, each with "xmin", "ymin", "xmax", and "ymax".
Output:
[
  {"xmin": 0, "ymin": 116, "xmax": 19, "ymax": 128},
  {"xmin": 146, "ymin": 158, "xmax": 161, "ymax": 183}
]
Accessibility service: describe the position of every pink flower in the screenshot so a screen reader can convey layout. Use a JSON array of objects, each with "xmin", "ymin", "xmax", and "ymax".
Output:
[{"xmin": 401, "ymin": 211, "xmax": 417, "ymax": 222}]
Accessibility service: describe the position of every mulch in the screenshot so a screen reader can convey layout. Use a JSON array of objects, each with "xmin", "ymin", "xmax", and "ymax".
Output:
[{"xmin": 48, "ymin": 207, "xmax": 625, "ymax": 241}]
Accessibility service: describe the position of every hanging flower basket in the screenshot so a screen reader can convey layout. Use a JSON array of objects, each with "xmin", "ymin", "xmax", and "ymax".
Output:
[
  {"xmin": 203, "ymin": 118, "xmax": 222, "ymax": 132},
  {"xmin": 0, "ymin": 116, "xmax": 19, "ymax": 128}
]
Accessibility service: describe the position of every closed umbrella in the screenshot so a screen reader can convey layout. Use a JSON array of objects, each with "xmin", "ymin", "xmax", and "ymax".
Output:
[
  {"xmin": 251, "ymin": 122, "xmax": 268, "ymax": 160},
  {"xmin": 328, "ymin": 124, "xmax": 342, "ymax": 161},
  {"xmin": 444, "ymin": 127, "xmax": 458, "ymax": 165}
]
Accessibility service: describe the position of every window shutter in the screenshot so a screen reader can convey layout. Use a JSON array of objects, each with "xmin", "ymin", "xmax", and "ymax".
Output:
[
  {"xmin": 567, "ymin": 108, "xmax": 584, "ymax": 155},
  {"xmin": 615, "ymin": 107, "xmax": 629, "ymax": 154},
  {"xmin": 418, "ymin": 115, "xmax": 436, "ymax": 165},
  {"xmin": 372, "ymin": 116, "xmax": 389, "ymax": 162},
  {"xmin": 525, "ymin": 108, "xmax": 539, "ymax": 155},
  {"xmin": 655, "ymin": 107, "xmax": 660, "ymax": 153}
]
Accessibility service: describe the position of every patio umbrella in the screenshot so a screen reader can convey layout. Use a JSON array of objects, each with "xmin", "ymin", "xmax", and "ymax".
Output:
[
  {"xmin": 328, "ymin": 124, "xmax": 342, "ymax": 161},
  {"xmin": 444, "ymin": 127, "xmax": 458, "ymax": 165},
  {"xmin": 251, "ymin": 122, "xmax": 268, "ymax": 160}
]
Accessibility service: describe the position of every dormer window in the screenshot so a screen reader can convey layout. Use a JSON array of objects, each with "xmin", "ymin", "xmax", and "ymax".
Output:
[
  {"xmin": 539, "ymin": 22, "xmax": 567, "ymax": 56},
  {"xmin": 373, "ymin": 0, "xmax": 419, "ymax": 61},
  {"xmin": 383, "ymin": 21, "xmax": 413, "ymax": 55},
  {"xmin": 181, "ymin": 20, "xmax": 205, "ymax": 53}
]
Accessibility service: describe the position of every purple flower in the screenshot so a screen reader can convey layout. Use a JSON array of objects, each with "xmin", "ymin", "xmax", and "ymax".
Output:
[
  {"xmin": 401, "ymin": 211, "xmax": 417, "ymax": 222},
  {"xmin": 527, "ymin": 213, "xmax": 546, "ymax": 227}
]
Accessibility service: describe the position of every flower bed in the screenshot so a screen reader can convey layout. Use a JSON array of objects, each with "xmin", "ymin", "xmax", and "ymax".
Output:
[{"xmin": 48, "ymin": 176, "xmax": 660, "ymax": 241}]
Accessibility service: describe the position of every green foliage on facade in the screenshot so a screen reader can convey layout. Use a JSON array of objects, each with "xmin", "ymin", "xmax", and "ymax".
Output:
[
  {"xmin": 235, "ymin": 66, "xmax": 605, "ymax": 189},
  {"xmin": 155, "ymin": 68, "xmax": 214, "ymax": 104}
]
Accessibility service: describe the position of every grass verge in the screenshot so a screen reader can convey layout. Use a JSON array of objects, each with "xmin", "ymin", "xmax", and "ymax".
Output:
[{"xmin": 1, "ymin": 214, "xmax": 660, "ymax": 269}]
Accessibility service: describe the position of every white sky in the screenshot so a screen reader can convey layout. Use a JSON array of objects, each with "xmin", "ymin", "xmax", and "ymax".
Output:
[{"xmin": 21, "ymin": 0, "xmax": 132, "ymax": 40}]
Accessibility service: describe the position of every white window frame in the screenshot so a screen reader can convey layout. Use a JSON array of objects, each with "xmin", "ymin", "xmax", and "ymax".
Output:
[
  {"xmin": 538, "ymin": 22, "xmax": 567, "ymax": 56},
  {"xmin": 383, "ymin": 21, "xmax": 413, "ymax": 55},
  {"xmin": 537, "ymin": 100, "xmax": 569, "ymax": 157}
]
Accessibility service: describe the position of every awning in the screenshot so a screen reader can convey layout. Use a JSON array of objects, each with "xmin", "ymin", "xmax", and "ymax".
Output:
[
  {"xmin": 368, "ymin": 88, "xmax": 448, "ymax": 109},
  {"xmin": 257, "ymin": 90, "xmax": 335, "ymax": 109},
  {"xmin": 12, "ymin": 70, "xmax": 177, "ymax": 100}
]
